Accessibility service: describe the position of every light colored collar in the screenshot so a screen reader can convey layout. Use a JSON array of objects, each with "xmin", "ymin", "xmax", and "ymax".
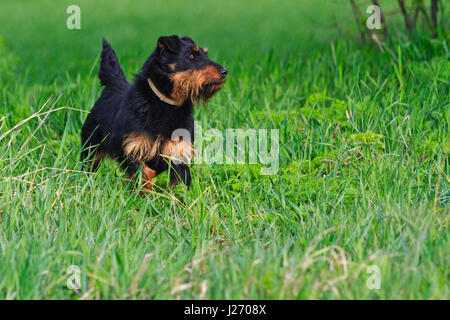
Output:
[{"xmin": 146, "ymin": 77, "xmax": 182, "ymax": 107}]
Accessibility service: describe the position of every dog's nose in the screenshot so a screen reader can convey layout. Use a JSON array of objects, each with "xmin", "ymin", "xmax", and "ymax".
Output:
[{"xmin": 219, "ymin": 68, "xmax": 228, "ymax": 77}]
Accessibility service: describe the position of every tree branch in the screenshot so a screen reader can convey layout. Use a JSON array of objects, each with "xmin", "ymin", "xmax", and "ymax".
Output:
[
  {"xmin": 349, "ymin": 0, "xmax": 366, "ymax": 41},
  {"xmin": 431, "ymin": 0, "xmax": 438, "ymax": 37},
  {"xmin": 397, "ymin": 0, "xmax": 412, "ymax": 32}
]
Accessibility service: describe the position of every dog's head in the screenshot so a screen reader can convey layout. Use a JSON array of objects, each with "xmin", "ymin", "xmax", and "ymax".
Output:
[{"xmin": 143, "ymin": 35, "xmax": 227, "ymax": 105}]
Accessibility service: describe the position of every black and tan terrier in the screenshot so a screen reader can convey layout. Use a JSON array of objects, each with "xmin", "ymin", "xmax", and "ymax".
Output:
[{"xmin": 81, "ymin": 35, "xmax": 227, "ymax": 190}]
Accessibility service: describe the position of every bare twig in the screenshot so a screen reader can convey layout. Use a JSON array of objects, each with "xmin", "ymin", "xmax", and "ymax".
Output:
[
  {"xmin": 439, "ymin": 0, "xmax": 446, "ymax": 31},
  {"xmin": 431, "ymin": 0, "xmax": 438, "ymax": 37},
  {"xmin": 349, "ymin": 0, "xmax": 366, "ymax": 42},
  {"xmin": 398, "ymin": 0, "xmax": 412, "ymax": 32},
  {"xmin": 412, "ymin": 6, "xmax": 420, "ymax": 29}
]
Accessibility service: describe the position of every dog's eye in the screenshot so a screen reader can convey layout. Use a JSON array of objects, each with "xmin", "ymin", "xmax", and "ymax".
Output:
[{"xmin": 188, "ymin": 54, "xmax": 195, "ymax": 60}]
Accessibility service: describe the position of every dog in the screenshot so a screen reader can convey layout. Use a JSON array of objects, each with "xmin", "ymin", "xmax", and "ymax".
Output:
[{"xmin": 81, "ymin": 35, "xmax": 227, "ymax": 190}]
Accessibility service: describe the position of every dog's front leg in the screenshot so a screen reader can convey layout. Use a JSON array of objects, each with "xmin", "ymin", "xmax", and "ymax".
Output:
[
  {"xmin": 122, "ymin": 157, "xmax": 157, "ymax": 191},
  {"xmin": 169, "ymin": 163, "xmax": 191, "ymax": 188}
]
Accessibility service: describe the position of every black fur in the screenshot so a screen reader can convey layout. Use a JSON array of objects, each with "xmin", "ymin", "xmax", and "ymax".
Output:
[{"xmin": 81, "ymin": 35, "xmax": 227, "ymax": 189}]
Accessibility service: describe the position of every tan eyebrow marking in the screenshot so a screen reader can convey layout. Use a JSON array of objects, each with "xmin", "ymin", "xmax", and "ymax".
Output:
[
  {"xmin": 193, "ymin": 45, "xmax": 199, "ymax": 52},
  {"xmin": 203, "ymin": 47, "xmax": 208, "ymax": 53}
]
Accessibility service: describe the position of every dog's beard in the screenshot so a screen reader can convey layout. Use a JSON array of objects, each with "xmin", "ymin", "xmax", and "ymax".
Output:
[
  {"xmin": 194, "ymin": 81, "xmax": 224, "ymax": 104},
  {"xmin": 170, "ymin": 67, "xmax": 225, "ymax": 105}
]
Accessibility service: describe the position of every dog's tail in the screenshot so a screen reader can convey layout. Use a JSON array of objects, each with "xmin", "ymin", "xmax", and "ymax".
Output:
[{"xmin": 98, "ymin": 39, "xmax": 128, "ymax": 88}]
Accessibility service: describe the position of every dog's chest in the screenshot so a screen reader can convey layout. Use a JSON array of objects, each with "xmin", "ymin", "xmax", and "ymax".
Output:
[{"xmin": 122, "ymin": 132, "xmax": 193, "ymax": 163}]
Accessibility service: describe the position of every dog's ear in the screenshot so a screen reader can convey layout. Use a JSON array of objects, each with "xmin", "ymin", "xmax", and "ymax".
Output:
[
  {"xmin": 157, "ymin": 35, "xmax": 181, "ymax": 54},
  {"xmin": 180, "ymin": 36, "xmax": 194, "ymax": 44}
]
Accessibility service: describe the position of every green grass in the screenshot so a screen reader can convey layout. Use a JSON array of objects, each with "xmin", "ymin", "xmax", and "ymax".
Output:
[{"xmin": 0, "ymin": 0, "xmax": 448, "ymax": 299}]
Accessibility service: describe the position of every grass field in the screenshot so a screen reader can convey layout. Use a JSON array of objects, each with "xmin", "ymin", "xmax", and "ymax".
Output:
[{"xmin": 0, "ymin": 0, "xmax": 448, "ymax": 299}]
